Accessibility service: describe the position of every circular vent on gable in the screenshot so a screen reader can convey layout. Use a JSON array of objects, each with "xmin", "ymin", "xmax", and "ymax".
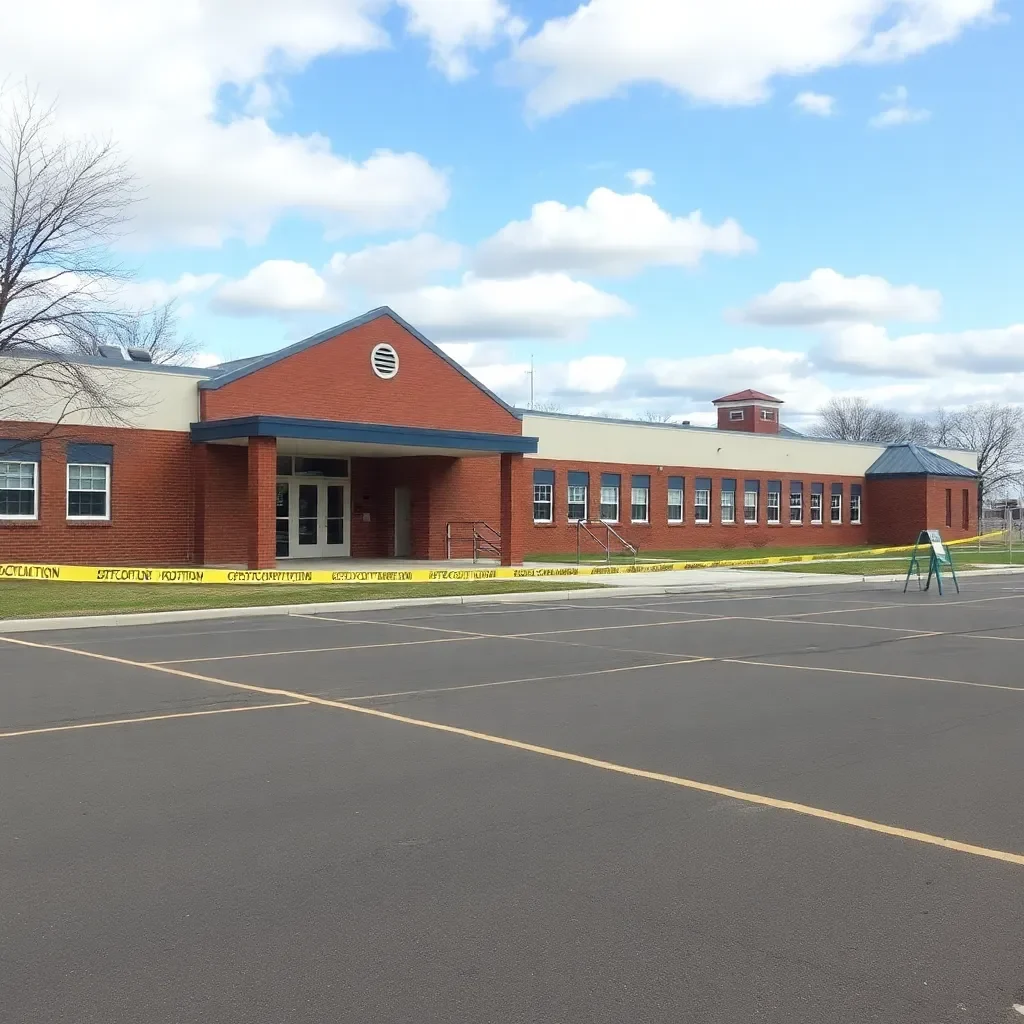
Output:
[{"xmin": 370, "ymin": 343, "xmax": 399, "ymax": 379}]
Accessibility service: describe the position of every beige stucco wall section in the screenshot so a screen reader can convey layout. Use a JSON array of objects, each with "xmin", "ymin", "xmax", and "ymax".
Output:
[
  {"xmin": 521, "ymin": 412, "xmax": 979, "ymax": 475},
  {"xmin": 0, "ymin": 356, "xmax": 205, "ymax": 432}
]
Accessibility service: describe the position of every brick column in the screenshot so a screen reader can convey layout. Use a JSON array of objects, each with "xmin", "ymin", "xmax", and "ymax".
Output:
[
  {"xmin": 247, "ymin": 436, "xmax": 277, "ymax": 569},
  {"xmin": 500, "ymin": 452, "xmax": 525, "ymax": 566}
]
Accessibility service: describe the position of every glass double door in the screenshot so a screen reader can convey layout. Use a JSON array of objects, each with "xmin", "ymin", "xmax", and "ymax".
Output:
[{"xmin": 276, "ymin": 478, "xmax": 348, "ymax": 559}]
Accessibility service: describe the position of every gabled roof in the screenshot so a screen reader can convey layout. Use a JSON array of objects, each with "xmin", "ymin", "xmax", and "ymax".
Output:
[
  {"xmin": 712, "ymin": 389, "xmax": 783, "ymax": 404},
  {"xmin": 199, "ymin": 306, "xmax": 520, "ymax": 418},
  {"xmin": 865, "ymin": 444, "xmax": 978, "ymax": 479}
]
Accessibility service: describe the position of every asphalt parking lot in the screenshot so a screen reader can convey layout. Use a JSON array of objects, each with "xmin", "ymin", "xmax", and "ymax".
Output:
[{"xmin": 4, "ymin": 577, "xmax": 1024, "ymax": 1023}]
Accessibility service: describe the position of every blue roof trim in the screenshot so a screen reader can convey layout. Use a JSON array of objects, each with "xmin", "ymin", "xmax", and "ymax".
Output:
[
  {"xmin": 865, "ymin": 443, "xmax": 977, "ymax": 479},
  {"xmin": 190, "ymin": 416, "xmax": 538, "ymax": 455},
  {"xmin": 197, "ymin": 307, "xmax": 522, "ymax": 419}
]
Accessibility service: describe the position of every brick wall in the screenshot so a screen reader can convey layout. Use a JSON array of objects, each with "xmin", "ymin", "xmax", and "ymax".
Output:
[
  {"xmin": 201, "ymin": 315, "xmax": 522, "ymax": 437},
  {"xmin": 194, "ymin": 443, "xmax": 249, "ymax": 565},
  {"xmin": 523, "ymin": 460, "xmax": 870, "ymax": 556},
  {"xmin": 866, "ymin": 477, "xmax": 978, "ymax": 545},
  {"xmin": 715, "ymin": 404, "xmax": 781, "ymax": 434},
  {"xmin": 348, "ymin": 455, "xmax": 503, "ymax": 560},
  {"xmin": 0, "ymin": 421, "xmax": 194, "ymax": 565}
]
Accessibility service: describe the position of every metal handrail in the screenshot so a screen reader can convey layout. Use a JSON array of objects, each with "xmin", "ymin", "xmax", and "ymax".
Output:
[
  {"xmin": 446, "ymin": 521, "xmax": 501, "ymax": 562},
  {"xmin": 575, "ymin": 520, "xmax": 638, "ymax": 565}
]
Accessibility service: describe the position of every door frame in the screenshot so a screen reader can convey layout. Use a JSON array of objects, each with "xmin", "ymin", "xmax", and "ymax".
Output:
[
  {"xmin": 278, "ymin": 475, "xmax": 350, "ymax": 559},
  {"xmin": 394, "ymin": 486, "xmax": 412, "ymax": 558}
]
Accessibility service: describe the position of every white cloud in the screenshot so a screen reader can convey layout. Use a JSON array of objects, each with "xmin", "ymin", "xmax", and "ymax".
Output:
[
  {"xmin": 118, "ymin": 273, "xmax": 223, "ymax": 309},
  {"xmin": 625, "ymin": 168, "xmax": 655, "ymax": 188},
  {"xmin": 474, "ymin": 187, "xmax": 755, "ymax": 278},
  {"xmin": 390, "ymin": 272, "xmax": 632, "ymax": 340},
  {"xmin": 736, "ymin": 268, "xmax": 942, "ymax": 326},
  {"xmin": 793, "ymin": 91, "xmax": 836, "ymax": 116},
  {"xmin": 814, "ymin": 322, "xmax": 1024, "ymax": 377},
  {"xmin": 188, "ymin": 352, "xmax": 228, "ymax": 369},
  {"xmin": 0, "ymin": 2, "xmax": 465, "ymax": 247},
  {"xmin": 564, "ymin": 355, "xmax": 628, "ymax": 393},
  {"xmin": 211, "ymin": 260, "xmax": 336, "ymax": 316},
  {"xmin": 513, "ymin": 0, "xmax": 996, "ymax": 117},
  {"xmin": 869, "ymin": 85, "xmax": 931, "ymax": 128},
  {"xmin": 400, "ymin": 0, "xmax": 524, "ymax": 80},
  {"xmin": 326, "ymin": 234, "xmax": 463, "ymax": 293}
]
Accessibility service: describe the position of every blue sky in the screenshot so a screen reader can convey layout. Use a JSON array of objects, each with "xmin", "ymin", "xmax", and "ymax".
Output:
[{"xmin": 4, "ymin": 0, "xmax": 1021, "ymax": 426}]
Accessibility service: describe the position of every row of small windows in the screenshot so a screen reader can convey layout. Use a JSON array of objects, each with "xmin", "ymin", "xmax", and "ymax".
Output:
[
  {"xmin": 533, "ymin": 471, "xmax": 863, "ymax": 526},
  {"xmin": 0, "ymin": 441, "xmax": 113, "ymax": 522}
]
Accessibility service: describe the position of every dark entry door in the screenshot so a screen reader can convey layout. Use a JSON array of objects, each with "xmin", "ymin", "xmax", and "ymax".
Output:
[{"xmin": 394, "ymin": 487, "xmax": 412, "ymax": 558}]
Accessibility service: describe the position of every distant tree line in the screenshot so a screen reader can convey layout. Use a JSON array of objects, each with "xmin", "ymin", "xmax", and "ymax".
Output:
[{"xmin": 811, "ymin": 396, "xmax": 1024, "ymax": 516}]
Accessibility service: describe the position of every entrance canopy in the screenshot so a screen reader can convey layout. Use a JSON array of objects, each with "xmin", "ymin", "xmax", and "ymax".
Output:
[{"xmin": 191, "ymin": 414, "xmax": 538, "ymax": 458}]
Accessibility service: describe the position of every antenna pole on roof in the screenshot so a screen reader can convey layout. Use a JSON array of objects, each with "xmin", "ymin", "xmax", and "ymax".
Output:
[{"xmin": 529, "ymin": 354, "xmax": 534, "ymax": 410}]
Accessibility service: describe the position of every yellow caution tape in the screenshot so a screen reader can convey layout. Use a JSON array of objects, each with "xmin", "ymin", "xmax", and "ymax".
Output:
[{"xmin": 0, "ymin": 535, "xmax": 986, "ymax": 585}]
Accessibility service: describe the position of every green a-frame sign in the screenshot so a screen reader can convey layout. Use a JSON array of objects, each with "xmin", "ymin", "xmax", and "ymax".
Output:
[{"xmin": 903, "ymin": 530, "xmax": 960, "ymax": 595}]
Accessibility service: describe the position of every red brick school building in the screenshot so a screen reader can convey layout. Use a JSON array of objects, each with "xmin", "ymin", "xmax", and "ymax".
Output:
[{"xmin": 0, "ymin": 308, "xmax": 979, "ymax": 569}]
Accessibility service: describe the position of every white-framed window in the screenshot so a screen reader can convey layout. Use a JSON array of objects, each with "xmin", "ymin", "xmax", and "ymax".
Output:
[
  {"xmin": 533, "ymin": 483, "xmax": 553, "ymax": 523},
  {"xmin": 567, "ymin": 484, "xmax": 588, "ymax": 522},
  {"xmin": 721, "ymin": 487, "xmax": 736, "ymax": 524},
  {"xmin": 810, "ymin": 491, "xmax": 823, "ymax": 524},
  {"xmin": 667, "ymin": 478, "xmax": 684, "ymax": 523},
  {"xmin": 67, "ymin": 463, "xmax": 110, "ymax": 519},
  {"xmin": 760, "ymin": 408, "xmax": 775, "ymax": 421},
  {"xmin": 729, "ymin": 409, "xmax": 744, "ymax": 421},
  {"xmin": 744, "ymin": 487, "xmax": 758, "ymax": 524},
  {"xmin": 790, "ymin": 488, "xmax": 803, "ymax": 524},
  {"xmin": 694, "ymin": 488, "xmax": 710, "ymax": 524},
  {"xmin": 631, "ymin": 487, "xmax": 649, "ymax": 523},
  {"xmin": 767, "ymin": 489, "xmax": 781, "ymax": 524},
  {"xmin": 0, "ymin": 461, "xmax": 38, "ymax": 519},
  {"xmin": 600, "ymin": 485, "xmax": 619, "ymax": 522},
  {"xmin": 831, "ymin": 490, "xmax": 842, "ymax": 524},
  {"xmin": 850, "ymin": 491, "xmax": 862, "ymax": 525}
]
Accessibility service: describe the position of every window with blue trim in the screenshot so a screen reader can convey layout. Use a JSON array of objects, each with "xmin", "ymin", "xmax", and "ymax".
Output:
[
  {"xmin": 767, "ymin": 481, "xmax": 782, "ymax": 524},
  {"xmin": 790, "ymin": 481, "xmax": 803, "ymax": 523},
  {"xmin": 567, "ymin": 471, "xmax": 589, "ymax": 522},
  {"xmin": 831, "ymin": 483, "xmax": 843, "ymax": 524},
  {"xmin": 600, "ymin": 473, "xmax": 620, "ymax": 522},
  {"xmin": 630, "ymin": 475, "xmax": 650, "ymax": 523},
  {"xmin": 667, "ymin": 476, "xmax": 684, "ymax": 523},
  {"xmin": 533, "ymin": 469, "xmax": 554, "ymax": 523}
]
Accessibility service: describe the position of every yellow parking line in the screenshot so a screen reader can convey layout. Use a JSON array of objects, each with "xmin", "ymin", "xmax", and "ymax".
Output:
[
  {"xmin": 152, "ymin": 635, "xmax": 484, "ymax": 665},
  {"xmin": 0, "ymin": 701, "xmax": 308, "ymax": 739},
  {"xmin": 2, "ymin": 634, "xmax": 1022, "ymax": 868},
  {"xmin": 722, "ymin": 658, "xmax": 1024, "ymax": 694}
]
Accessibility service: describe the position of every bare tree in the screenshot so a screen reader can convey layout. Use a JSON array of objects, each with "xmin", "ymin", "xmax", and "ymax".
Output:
[
  {"xmin": 0, "ymin": 86, "xmax": 139, "ymax": 423},
  {"xmin": 641, "ymin": 410, "xmax": 673, "ymax": 423},
  {"xmin": 812, "ymin": 397, "xmax": 894, "ymax": 442},
  {"xmin": 82, "ymin": 301, "xmax": 199, "ymax": 365},
  {"xmin": 942, "ymin": 403, "xmax": 1024, "ymax": 515}
]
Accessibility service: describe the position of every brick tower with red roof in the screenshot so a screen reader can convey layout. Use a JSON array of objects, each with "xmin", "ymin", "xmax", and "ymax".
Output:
[{"xmin": 712, "ymin": 389, "xmax": 783, "ymax": 434}]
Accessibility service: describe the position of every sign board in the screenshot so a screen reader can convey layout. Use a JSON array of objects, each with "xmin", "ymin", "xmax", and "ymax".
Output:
[
  {"xmin": 905, "ymin": 530, "xmax": 959, "ymax": 595},
  {"xmin": 925, "ymin": 530, "xmax": 948, "ymax": 561}
]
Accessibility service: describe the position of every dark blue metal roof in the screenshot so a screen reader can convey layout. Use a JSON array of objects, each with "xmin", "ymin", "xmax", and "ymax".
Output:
[
  {"xmin": 865, "ymin": 444, "xmax": 978, "ymax": 479},
  {"xmin": 190, "ymin": 415, "xmax": 538, "ymax": 455}
]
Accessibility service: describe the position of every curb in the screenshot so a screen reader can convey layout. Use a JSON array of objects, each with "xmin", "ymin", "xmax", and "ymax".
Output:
[
  {"xmin": 2, "ymin": 567, "xmax": 1019, "ymax": 634},
  {"xmin": 0, "ymin": 575, "xmax": 867, "ymax": 633}
]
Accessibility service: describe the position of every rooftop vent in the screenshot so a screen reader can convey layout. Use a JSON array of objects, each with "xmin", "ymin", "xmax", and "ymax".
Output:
[
  {"xmin": 126, "ymin": 348, "xmax": 153, "ymax": 363},
  {"xmin": 97, "ymin": 344, "xmax": 129, "ymax": 361},
  {"xmin": 371, "ymin": 343, "xmax": 399, "ymax": 379}
]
